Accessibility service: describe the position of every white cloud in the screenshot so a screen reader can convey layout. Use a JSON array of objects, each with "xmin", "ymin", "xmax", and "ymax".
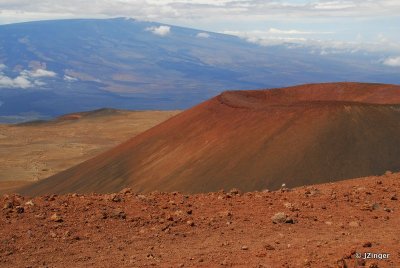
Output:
[
  {"xmin": 223, "ymin": 30, "xmax": 307, "ymax": 46},
  {"xmin": 64, "ymin": 75, "xmax": 78, "ymax": 82},
  {"xmin": 30, "ymin": 69, "xmax": 57, "ymax": 78},
  {"xmin": 223, "ymin": 27, "xmax": 334, "ymax": 47},
  {"xmin": 146, "ymin": 25, "xmax": 171, "ymax": 36},
  {"xmin": 14, "ymin": 76, "xmax": 34, "ymax": 88},
  {"xmin": 313, "ymin": 1, "xmax": 357, "ymax": 10},
  {"xmin": 224, "ymin": 30, "xmax": 400, "ymax": 55},
  {"xmin": 0, "ymin": 74, "xmax": 32, "ymax": 89},
  {"xmin": 0, "ymin": 64, "xmax": 6, "ymax": 70},
  {"xmin": 1, "ymin": 0, "xmax": 399, "ymax": 24},
  {"xmin": 196, "ymin": 32, "xmax": 210, "ymax": 38},
  {"xmin": 383, "ymin": 56, "xmax": 400, "ymax": 67},
  {"xmin": 20, "ymin": 68, "xmax": 57, "ymax": 78},
  {"xmin": 0, "ymin": 68, "xmax": 57, "ymax": 89},
  {"xmin": 267, "ymin": 28, "xmax": 333, "ymax": 35}
]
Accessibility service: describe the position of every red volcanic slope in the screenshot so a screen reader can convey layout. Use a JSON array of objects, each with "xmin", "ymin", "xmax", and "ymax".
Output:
[{"xmin": 18, "ymin": 82, "xmax": 400, "ymax": 195}]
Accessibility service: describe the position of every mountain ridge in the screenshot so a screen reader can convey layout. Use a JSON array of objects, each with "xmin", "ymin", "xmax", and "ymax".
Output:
[{"xmin": 1, "ymin": 18, "xmax": 399, "ymax": 122}]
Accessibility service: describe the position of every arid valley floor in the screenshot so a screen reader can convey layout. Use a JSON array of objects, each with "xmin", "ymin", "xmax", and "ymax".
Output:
[{"xmin": 0, "ymin": 109, "xmax": 180, "ymax": 194}]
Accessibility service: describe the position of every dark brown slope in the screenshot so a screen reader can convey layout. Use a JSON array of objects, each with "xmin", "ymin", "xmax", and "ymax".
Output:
[{"xmin": 18, "ymin": 82, "xmax": 400, "ymax": 195}]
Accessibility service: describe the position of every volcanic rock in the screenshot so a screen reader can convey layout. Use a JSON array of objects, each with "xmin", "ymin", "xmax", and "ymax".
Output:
[
  {"xmin": 50, "ymin": 213, "xmax": 63, "ymax": 222},
  {"xmin": 271, "ymin": 212, "xmax": 290, "ymax": 224},
  {"xmin": 363, "ymin": 241, "xmax": 372, "ymax": 248},
  {"xmin": 264, "ymin": 244, "xmax": 275, "ymax": 250},
  {"xmin": 15, "ymin": 206, "xmax": 24, "ymax": 214}
]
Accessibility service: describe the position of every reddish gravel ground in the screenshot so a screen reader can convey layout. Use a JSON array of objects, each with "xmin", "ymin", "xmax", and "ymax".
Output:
[{"xmin": 1, "ymin": 173, "xmax": 399, "ymax": 267}]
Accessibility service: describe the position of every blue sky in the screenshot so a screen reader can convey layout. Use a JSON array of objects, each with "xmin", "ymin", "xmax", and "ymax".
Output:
[{"xmin": 0, "ymin": 0, "xmax": 399, "ymax": 53}]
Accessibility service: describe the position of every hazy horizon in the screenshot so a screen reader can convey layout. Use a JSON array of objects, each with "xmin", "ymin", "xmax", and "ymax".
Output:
[{"xmin": 0, "ymin": 0, "xmax": 399, "ymax": 57}]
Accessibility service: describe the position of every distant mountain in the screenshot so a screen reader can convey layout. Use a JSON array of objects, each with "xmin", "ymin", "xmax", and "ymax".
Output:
[
  {"xmin": 0, "ymin": 18, "xmax": 399, "ymax": 122},
  {"xmin": 18, "ymin": 83, "xmax": 400, "ymax": 195}
]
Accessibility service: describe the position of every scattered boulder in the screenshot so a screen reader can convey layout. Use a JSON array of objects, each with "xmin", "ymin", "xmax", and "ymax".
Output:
[
  {"xmin": 120, "ymin": 188, "xmax": 132, "ymax": 195},
  {"xmin": 110, "ymin": 194, "xmax": 122, "ymax": 202},
  {"xmin": 50, "ymin": 213, "xmax": 63, "ymax": 222},
  {"xmin": 384, "ymin": 170, "xmax": 392, "ymax": 176},
  {"xmin": 264, "ymin": 244, "xmax": 275, "ymax": 250},
  {"xmin": 363, "ymin": 241, "xmax": 372, "ymax": 248},
  {"xmin": 367, "ymin": 262, "xmax": 379, "ymax": 268},
  {"xmin": 111, "ymin": 209, "xmax": 126, "ymax": 219},
  {"xmin": 3, "ymin": 201, "xmax": 13, "ymax": 210},
  {"xmin": 15, "ymin": 206, "xmax": 24, "ymax": 214},
  {"xmin": 285, "ymin": 217, "xmax": 295, "ymax": 224},
  {"xmin": 280, "ymin": 183, "xmax": 291, "ymax": 192},
  {"xmin": 383, "ymin": 207, "xmax": 392, "ymax": 213},
  {"xmin": 361, "ymin": 202, "xmax": 380, "ymax": 211},
  {"xmin": 271, "ymin": 212, "xmax": 294, "ymax": 224},
  {"xmin": 304, "ymin": 187, "xmax": 320, "ymax": 197},
  {"xmin": 25, "ymin": 200, "xmax": 35, "ymax": 207},
  {"xmin": 100, "ymin": 212, "xmax": 108, "ymax": 219},
  {"xmin": 229, "ymin": 188, "xmax": 241, "ymax": 195}
]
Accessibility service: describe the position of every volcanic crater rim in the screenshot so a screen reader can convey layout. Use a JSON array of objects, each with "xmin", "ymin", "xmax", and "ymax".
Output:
[{"xmin": 218, "ymin": 83, "xmax": 400, "ymax": 109}]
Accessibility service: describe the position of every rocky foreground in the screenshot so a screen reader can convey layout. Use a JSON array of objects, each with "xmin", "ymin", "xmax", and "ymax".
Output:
[{"xmin": 1, "ymin": 173, "xmax": 399, "ymax": 267}]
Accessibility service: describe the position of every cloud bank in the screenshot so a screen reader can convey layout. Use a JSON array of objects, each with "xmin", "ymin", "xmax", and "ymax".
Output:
[
  {"xmin": 224, "ymin": 29, "xmax": 400, "ymax": 56},
  {"xmin": 28, "ymin": 69, "xmax": 57, "ymax": 78},
  {"xmin": 146, "ymin": 25, "xmax": 171, "ymax": 36},
  {"xmin": 63, "ymin": 75, "xmax": 78, "ymax": 82},
  {"xmin": 383, "ymin": 57, "xmax": 400, "ymax": 67},
  {"xmin": 196, "ymin": 32, "xmax": 210, "ymax": 38},
  {"xmin": 1, "ymin": 0, "xmax": 399, "ymax": 22},
  {"xmin": 267, "ymin": 28, "xmax": 333, "ymax": 35},
  {"xmin": 0, "ymin": 66, "xmax": 57, "ymax": 89}
]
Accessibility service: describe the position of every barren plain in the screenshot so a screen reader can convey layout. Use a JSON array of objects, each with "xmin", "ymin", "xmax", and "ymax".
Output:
[{"xmin": 0, "ymin": 109, "xmax": 180, "ymax": 193}]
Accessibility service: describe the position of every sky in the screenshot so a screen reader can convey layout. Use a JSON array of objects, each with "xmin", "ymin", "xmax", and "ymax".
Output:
[{"xmin": 0, "ymin": 0, "xmax": 399, "ymax": 54}]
